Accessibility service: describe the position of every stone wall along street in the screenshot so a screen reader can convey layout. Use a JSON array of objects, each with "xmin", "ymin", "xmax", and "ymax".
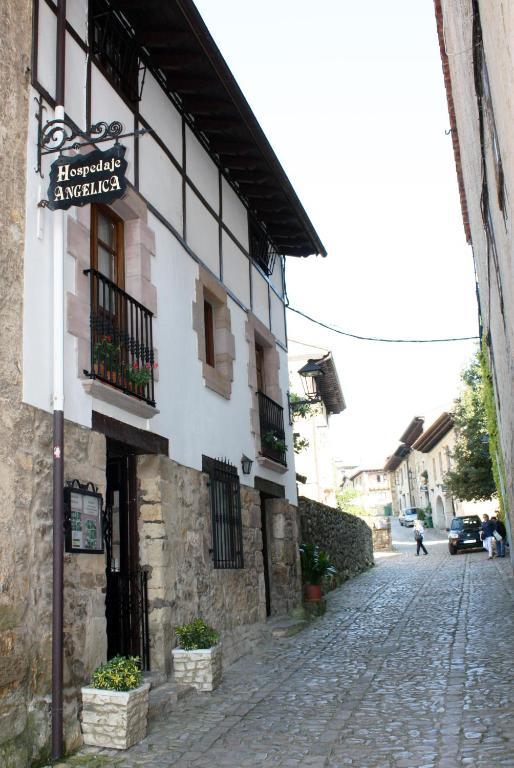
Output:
[
  {"xmin": 0, "ymin": 406, "xmax": 107, "ymax": 766},
  {"xmin": 138, "ymin": 456, "xmax": 302, "ymax": 673},
  {"xmin": 298, "ymin": 497, "xmax": 374, "ymax": 587}
]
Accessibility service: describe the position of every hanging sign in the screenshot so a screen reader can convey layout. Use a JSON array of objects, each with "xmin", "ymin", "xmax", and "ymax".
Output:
[
  {"xmin": 64, "ymin": 483, "xmax": 104, "ymax": 554},
  {"xmin": 47, "ymin": 144, "xmax": 127, "ymax": 211}
]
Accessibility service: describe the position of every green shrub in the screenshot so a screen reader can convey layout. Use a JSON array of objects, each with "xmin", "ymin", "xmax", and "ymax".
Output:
[
  {"xmin": 299, "ymin": 543, "xmax": 336, "ymax": 585},
  {"xmin": 175, "ymin": 618, "xmax": 219, "ymax": 650},
  {"xmin": 90, "ymin": 655, "xmax": 142, "ymax": 692}
]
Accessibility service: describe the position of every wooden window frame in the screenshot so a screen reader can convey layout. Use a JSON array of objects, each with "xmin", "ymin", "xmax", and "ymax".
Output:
[
  {"xmin": 204, "ymin": 299, "xmax": 215, "ymax": 368},
  {"xmin": 91, "ymin": 203, "xmax": 125, "ymax": 288},
  {"xmin": 255, "ymin": 342, "xmax": 265, "ymax": 393}
]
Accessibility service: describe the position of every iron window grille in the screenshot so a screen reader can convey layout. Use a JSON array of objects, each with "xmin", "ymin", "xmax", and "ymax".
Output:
[
  {"xmin": 258, "ymin": 391, "xmax": 287, "ymax": 467},
  {"xmin": 84, "ymin": 268, "xmax": 156, "ymax": 407},
  {"xmin": 91, "ymin": 0, "xmax": 143, "ymax": 103},
  {"xmin": 249, "ymin": 221, "xmax": 278, "ymax": 276},
  {"xmin": 203, "ymin": 457, "xmax": 244, "ymax": 569}
]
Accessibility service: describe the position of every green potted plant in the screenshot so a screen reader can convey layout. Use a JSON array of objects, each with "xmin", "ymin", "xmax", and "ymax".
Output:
[
  {"xmin": 299, "ymin": 543, "xmax": 336, "ymax": 602},
  {"xmin": 262, "ymin": 430, "xmax": 287, "ymax": 455},
  {"xmin": 80, "ymin": 655, "xmax": 150, "ymax": 749},
  {"xmin": 92, "ymin": 334, "xmax": 121, "ymax": 382},
  {"xmin": 172, "ymin": 619, "xmax": 221, "ymax": 692},
  {"xmin": 126, "ymin": 360, "xmax": 158, "ymax": 389}
]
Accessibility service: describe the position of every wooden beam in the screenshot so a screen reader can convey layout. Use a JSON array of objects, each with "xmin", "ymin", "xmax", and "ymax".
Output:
[
  {"xmin": 166, "ymin": 76, "xmax": 215, "ymax": 93},
  {"xmin": 194, "ymin": 116, "xmax": 241, "ymax": 131},
  {"xmin": 181, "ymin": 96, "xmax": 233, "ymax": 115},
  {"xmin": 150, "ymin": 52, "xmax": 204, "ymax": 68},
  {"xmin": 227, "ymin": 169, "xmax": 274, "ymax": 183},
  {"xmin": 236, "ymin": 183, "xmax": 281, "ymax": 198},
  {"xmin": 248, "ymin": 199, "xmax": 289, "ymax": 211},
  {"xmin": 136, "ymin": 28, "xmax": 193, "ymax": 47},
  {"xmin": 92, "ymin": 412, "xmax": 169, "ymax": 456},
  {"xmin": 208, "ymin": 139, "xmax": 256, "ymax": 155}
]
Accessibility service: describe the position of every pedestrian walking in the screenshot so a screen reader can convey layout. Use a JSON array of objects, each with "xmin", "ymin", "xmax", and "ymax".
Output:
[
  {"xmin": 414, "ymin": 518, "xmax": 428, "ymax": 556},
  {"xmin": 480, "ymin": 513, "xmax": 495, "ymax": 559},
  {"xmin": 491, "ymin": 513, "xmax": 507, "ymax": 558}
]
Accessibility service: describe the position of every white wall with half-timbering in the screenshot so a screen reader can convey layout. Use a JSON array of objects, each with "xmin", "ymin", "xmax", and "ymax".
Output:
[{"xmin": 23, "ymin": 0, "xmax": 297, "ymax": 502}]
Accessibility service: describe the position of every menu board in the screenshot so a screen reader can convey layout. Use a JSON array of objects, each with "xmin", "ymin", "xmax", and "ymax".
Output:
[{"xmin": 64, "ymin": 485, "xmax": 104, "ymax": 554}]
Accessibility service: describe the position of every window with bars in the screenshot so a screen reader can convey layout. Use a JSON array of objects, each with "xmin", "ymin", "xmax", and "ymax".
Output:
[
  {"xmin": 249, "ymin": 221, "xmax": 277, "ymax": 276},
  {"xmin": 203, "ymin": 457, "xmax": 244, "ymax": 570},
  {"xmin": 91, "ymin": 0, "xmax": 141, "ymax": 103}
]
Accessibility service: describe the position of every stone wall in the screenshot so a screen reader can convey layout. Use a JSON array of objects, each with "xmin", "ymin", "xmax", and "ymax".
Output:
[
  {"xmin": 298, "ymin": 497, "xmax": 374, "ymax": 587},
  {"xmin": 0, "ymin": 404, "xmax": 107, "ymax": 766},
  {"xmin": 265, "ymin": 498, "xmax": 302, "ymax": 615},
  {"xmin": 1, "ymin": 2, "xmax": 52, "ymax": 765},
  {"xmin": 438, "ymin": 0, "xmax": 514, "ymax": 558},
  {"xmin": 368, "ymin": 518, "xmax": 393, "ymax": 551},
  {"xmin": 138, "ymin": 456, "xmax": 272, "ymax": 673}
]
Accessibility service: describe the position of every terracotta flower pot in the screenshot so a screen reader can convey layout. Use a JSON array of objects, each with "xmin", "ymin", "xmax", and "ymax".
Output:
[{"xmin": 304, "ymin": 583, "xmax": 322, "ymax": 602}]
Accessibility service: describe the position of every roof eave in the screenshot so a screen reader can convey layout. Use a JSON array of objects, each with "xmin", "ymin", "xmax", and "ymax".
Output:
[
  {"xmin": 175, "ymin": 0, "xmax": 327, "ymax": 257},
  {"xmin": 433, "ymin": 0, "xmax": 471, "ymax": 245}
]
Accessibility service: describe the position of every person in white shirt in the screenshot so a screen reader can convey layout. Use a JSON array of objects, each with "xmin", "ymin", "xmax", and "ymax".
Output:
[{"xmin": 414, "ymin": 518, "xmax": 428, "ymax": 556}]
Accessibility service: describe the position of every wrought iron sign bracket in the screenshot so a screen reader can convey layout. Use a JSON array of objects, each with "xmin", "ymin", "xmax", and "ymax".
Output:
[
  {"xmin": 34, "ymin": 96, "xmax": 151, "ymax": 178},
  {"xmin": 65, "ymin": 478, "xmax": 98, "ymax": 493}
]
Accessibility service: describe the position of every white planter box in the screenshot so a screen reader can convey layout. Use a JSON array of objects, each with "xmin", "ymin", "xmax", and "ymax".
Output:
[
  {"xmin": 80, "ymin": 682, "xmax": 150, "ymax": 749},
  {"xmin": 172, "ymin": 644, "xmax": 222, "ymax": 691}
]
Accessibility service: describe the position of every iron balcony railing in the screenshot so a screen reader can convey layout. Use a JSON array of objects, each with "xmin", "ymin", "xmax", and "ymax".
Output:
[
  {"xmin": 84, "ymin": 268, "xmax": 156, "ymax": 407},
  {"xmin": 258, "ymin": 390, "xmax": 287, "ymax": 466}
]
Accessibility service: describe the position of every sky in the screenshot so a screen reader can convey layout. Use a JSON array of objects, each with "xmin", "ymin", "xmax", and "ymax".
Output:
[{"xmin": 194, "ymin": 0, "xmax": 479, "ymax": 468}]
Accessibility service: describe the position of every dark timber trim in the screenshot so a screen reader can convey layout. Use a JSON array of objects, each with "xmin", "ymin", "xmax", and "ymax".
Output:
[
  {"xmin": 92, "ymin": 412, "xmax": 169, "ymax": 455},
  {"xmin": 254, "ymin": 476, "xmax": 286, "ymax": 499}
]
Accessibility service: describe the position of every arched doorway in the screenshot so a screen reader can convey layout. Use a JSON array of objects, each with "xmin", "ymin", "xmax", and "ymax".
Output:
[{"xmin": 435, "ymin": 496, "xmax": 445, "ymax": 529}]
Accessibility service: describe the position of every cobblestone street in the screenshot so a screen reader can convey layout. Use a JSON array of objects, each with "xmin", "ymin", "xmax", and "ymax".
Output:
[{"xmin": 61, "ymin": 521, "xmax": 514, "ymax": 768}]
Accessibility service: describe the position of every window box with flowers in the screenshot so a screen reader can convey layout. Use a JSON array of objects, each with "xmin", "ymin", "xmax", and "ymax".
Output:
[
  {"xmin": 93, "ymin": 334, "xmax": 121, "ymax": 383},
  {"xmin": 125, "ymin": 360, "xmax": 158, "ymax": 393}
]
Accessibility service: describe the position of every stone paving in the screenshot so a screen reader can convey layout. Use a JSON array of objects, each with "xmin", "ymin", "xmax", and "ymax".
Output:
[{"xmin": 54, "ymin": 522, "xmax": 514, "ymax": 768}]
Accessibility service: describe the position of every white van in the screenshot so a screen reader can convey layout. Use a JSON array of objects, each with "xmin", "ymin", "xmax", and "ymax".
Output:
[{"xmin": 398, "ymin": 507, "xmax": 423, "ymax": 527}]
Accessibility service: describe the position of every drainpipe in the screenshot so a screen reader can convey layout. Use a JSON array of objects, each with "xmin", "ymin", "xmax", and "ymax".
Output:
[{"xmin": 52, "ymin": 0, "xmax": 66, "ymax": 759}]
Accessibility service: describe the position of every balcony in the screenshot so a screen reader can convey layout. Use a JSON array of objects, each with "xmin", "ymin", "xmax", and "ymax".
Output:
[
  {"xmin": 258, "ymin": 390, "xmax": 287, "ymax": 466},
  {"xmin": 84, "ymin": 269, "xmax": 156, "ymax": 408}
]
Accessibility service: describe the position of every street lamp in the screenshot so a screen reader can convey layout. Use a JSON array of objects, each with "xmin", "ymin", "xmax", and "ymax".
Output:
[
  {"xmin": 298, "ymin": 359, "xmax": 324, "ymax": 400},
  {"xmin": 241, "ymin": 455, "xmax": 253, "ymax": 475}
]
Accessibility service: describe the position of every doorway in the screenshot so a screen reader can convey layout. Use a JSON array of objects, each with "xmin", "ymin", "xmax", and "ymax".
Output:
[
  {"xmin": 260, "ymin": 492, "xmax": 272, "ymax": 617},
  {"xmin": 104, "ymin": 440, "xmax": 150, "ymax": 668}
]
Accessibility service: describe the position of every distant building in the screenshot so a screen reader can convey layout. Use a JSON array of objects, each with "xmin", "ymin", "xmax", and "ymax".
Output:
[
  {"xmin": 385, "ymin": 413, "xmax": 496, "ymax": 528},
  {"xmin": 348, "ymin": 469, "xmax": 392, "ymax": 515},
  {"xmin": 288, "ymin": 344, "xmax": 345, "ymax": 507}
]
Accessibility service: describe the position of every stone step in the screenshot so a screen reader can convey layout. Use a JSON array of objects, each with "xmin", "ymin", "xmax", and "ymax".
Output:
[
  {"xmin": 148, "ymin": 681, "xmax": 193, "ymax": 722},
  {"xmin": 269, "ymin": 619, "xmax": 308, "ymax": 638},
  {"xmin": 143, "ymin": 669, "xmax": 168, "ymax": 690}
]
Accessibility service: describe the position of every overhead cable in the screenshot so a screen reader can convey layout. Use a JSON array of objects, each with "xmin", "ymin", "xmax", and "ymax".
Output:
[{"xmin": 286, "ymin": 305, "xmax": 479, "ymax": 344}]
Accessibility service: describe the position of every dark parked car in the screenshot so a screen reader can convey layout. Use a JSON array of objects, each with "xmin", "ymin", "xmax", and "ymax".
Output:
[{"xmin": 448, "ymin": 515, "xmax": 482, "ymax": 554}]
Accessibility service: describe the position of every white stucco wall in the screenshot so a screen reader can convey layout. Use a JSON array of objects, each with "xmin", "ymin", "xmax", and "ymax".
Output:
[{"xmin": 24, "ymin": 0, "xmax": 304, "ymax": 504}]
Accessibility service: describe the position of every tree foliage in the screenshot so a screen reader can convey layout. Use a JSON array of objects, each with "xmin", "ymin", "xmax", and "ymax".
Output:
[
  {"xmin": 445, "ymin": 353, "xmax": 496, "ymax": 501},
  {"xmin": 336, "ymin": 487, "xmax": 368, "ymax": 517},
  {"xmin": 480, "ymin": 341, "xmax": 507, "ymax": 519}
]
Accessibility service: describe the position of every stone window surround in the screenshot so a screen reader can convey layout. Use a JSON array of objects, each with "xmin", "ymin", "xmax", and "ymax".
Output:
[
  {"xmin": 245, "ymin": 313, "xmax": 286, "ymax": 474},
  {"xmin": 192, "ymin": 266, "xmax": 235, "ymax": 400},
  {"xmin": 66, "ymin": 186, "xmax": 159, "ymax": 419}
]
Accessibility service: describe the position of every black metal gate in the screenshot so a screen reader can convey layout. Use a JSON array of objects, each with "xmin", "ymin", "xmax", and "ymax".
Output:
[
  {"xmin": 104, "ymin": 453, "xmax": 150, "ymax": 670},
  {"xmin": 104, "ymin": 565, "xmax": 150, "ymax": 670}
]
